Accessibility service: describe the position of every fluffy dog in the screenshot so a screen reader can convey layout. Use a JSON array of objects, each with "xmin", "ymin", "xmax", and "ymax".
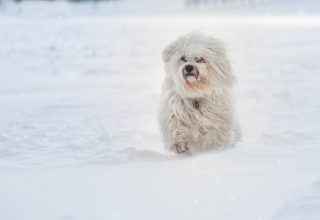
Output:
[{"xmin": 158, "ymin": 32, "xmax": 240, "ymax": 154}]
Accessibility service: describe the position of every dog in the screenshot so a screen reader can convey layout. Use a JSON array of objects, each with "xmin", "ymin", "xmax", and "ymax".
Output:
[{"xmin": 158, "ymin": 32, "xmax": 240, "ymax": 154}]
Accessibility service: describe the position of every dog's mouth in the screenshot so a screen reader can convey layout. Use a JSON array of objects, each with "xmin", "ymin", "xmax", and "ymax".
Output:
[{"xmin": 184, "ymin": 73, "xmax": 198, "ymax": 82}]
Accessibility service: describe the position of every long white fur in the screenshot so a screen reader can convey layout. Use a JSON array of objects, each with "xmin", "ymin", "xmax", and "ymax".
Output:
[{"xmin": 158, "ymin": 32, "xmax": 240, "ymax": 154}]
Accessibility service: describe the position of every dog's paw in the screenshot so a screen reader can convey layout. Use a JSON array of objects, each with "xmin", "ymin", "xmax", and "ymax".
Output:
[{"xmin": 172, "ymin": 142, "xmax": 189, "ymax": 154}]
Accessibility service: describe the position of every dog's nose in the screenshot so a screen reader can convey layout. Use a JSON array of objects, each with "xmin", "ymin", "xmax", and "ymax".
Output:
[{"xmin": 185, "ymin": 64, "xmax": 194, "ymax": 73}]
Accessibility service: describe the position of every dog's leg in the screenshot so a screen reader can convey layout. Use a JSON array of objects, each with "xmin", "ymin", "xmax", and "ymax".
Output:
[
  {"xmin": 162, "ymin": 120, "xmax": 191, "ymax": 154},
  {"xmin": 158, "ymin": 91, "xmax": 193, "ymax": 154},
  {"xmin": 172, "ymin": 142, "xmax": 189, "ymax": 154},
  {"xmin": 159, "ymin": 115, "xmax": 191, "ymax": 154}
]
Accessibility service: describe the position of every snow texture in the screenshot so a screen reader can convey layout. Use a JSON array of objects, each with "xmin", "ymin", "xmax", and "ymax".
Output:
[{"xmin": 0, "ymin": 1, "xmax": 320, "ymax": 220}]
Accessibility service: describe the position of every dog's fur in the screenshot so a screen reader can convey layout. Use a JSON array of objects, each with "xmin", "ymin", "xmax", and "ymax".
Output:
[{"xmin": 158, "ymin": 32, "xmax": 240, "ymax": 154}]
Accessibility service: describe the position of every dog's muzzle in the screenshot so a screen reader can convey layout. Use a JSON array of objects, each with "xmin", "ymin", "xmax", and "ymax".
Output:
[{"xmin": 183, "ymin": 64, "xmax": 198, "ymax": 81}]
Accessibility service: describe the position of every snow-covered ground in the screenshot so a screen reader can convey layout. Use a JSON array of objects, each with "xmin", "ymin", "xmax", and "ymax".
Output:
[{"xmin": 1, "ymin": 1, "xmax": 320, "ymax": 220}]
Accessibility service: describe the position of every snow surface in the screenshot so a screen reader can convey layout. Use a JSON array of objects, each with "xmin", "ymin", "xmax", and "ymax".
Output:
[{"xmin": 1, "ymin": 2, "xmax": 320, "ymax": 220}]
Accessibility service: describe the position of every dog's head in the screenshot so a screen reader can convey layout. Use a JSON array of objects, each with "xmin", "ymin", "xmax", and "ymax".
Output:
[{"xmin": 162, "ymin": 32, "xmax": 234, "ymax": 98}]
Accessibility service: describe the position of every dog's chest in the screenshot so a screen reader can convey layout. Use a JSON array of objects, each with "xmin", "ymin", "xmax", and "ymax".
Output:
[
  {"xmin": 166, "ymin": 93, "xmax": 223, "ymax": 130},
  {"xmin": 185, "ymin": 99, "xmax": 219, "ymax": 126}
]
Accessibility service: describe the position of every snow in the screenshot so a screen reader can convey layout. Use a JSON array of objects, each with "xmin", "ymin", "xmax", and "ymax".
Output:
[
  {"xmin": 1, "ymin": 1, "xmax": 320, "ymax": 220},
  {"xmin": 186, "ymin": 75, "xmax": 197, "ymax": 82}
]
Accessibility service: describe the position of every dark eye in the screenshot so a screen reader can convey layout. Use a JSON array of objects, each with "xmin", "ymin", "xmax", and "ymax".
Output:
[
  {"xmin": 180, "ymin": 56, "xmax": 187, "ymax": 62},
  {"xmin": 195, "ymin": 57, "xmax": 205, "ymax": 63}
]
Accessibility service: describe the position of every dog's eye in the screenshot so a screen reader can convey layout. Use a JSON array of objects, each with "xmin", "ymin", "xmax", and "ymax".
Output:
[
  {"xmin": 180, "ymin": 56, "xmax": 187, "ymax": 62},
  {"xmin": 195, "ymin": 57, "xmax": 205, "ymax": 63}
]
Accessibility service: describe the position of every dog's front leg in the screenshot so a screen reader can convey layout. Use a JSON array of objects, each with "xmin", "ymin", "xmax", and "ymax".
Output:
[
  {"xmin": 167, "ymin": 125, "xmax": 191, "ymax": 154},
  {"xmin": 159, "ymin": 115, "xmax": 191, "ymax": 154},
  {"xmin": 172, "ymin": 142, "xmax": 189, "ymax": 154}
]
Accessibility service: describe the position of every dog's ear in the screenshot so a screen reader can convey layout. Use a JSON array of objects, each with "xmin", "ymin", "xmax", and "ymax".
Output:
[
  {"xmin": 162, "ymin": 41, "xmax": 177, "ymax": 63},
  {"xmin": 206, "ymin": 39, "xmax": 236, "ymax": 87},
  {"xmin": 210, "ymin": 57, "xmax": 235, "ymax": 87}
]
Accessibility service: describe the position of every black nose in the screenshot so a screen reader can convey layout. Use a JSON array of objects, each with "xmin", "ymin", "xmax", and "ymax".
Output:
[{"xmin": 185, "ymin": 64, "xmax": 194, "ymax": 73}]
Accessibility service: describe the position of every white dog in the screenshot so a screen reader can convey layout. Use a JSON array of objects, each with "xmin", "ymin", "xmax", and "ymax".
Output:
[{"xmin": 158, "ymin": 32, "xmax": 240, "ymax": 154}]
